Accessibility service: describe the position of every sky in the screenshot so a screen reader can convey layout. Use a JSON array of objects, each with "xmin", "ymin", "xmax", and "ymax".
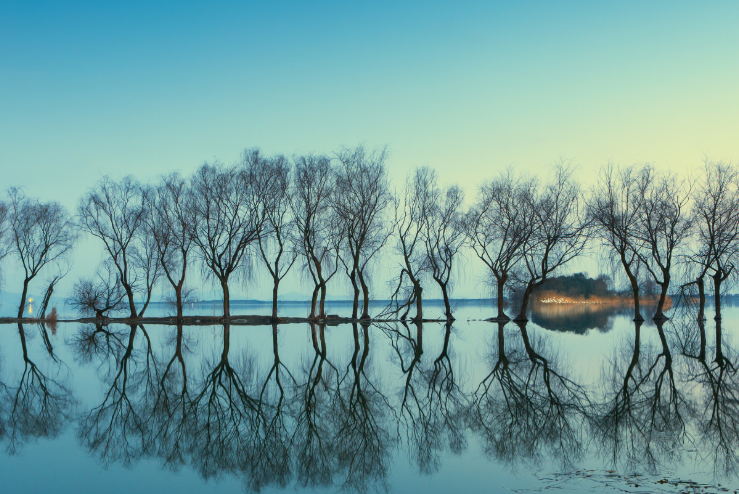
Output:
[{"xmin": 1, "ymin": 1, "xmax": 738, "ymax": 302}]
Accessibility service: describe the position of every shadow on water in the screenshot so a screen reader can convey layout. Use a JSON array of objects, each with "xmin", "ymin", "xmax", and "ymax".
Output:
[{"xmin": 0, "ymin": 313, "xmax": 738, "ymax": 493}]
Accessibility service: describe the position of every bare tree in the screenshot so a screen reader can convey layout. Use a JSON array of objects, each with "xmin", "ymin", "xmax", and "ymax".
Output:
[
  {"xmin": 513, "ymin": 164, "xmax": 589, "ymax": 322},
  {"xmin": 386, "ymin": 168, "xmax": 435, "ymax": 321},
  {"xmin": 334, "ymin": 145, "xmax": 393, "ymax": 319},
  {"xmin": 133, "ymin": 233, "xmax": 161, "ymax": 317},
  {"xmin": 78, "ymin": 176, "xmax": 160, "ymax": 318},
  {"xmin": 0, "ymin": 200, "xmax": 9, "ymax": 263},
  {"xmin": 291, "ymin": 155, "xmax": 342, "ymax": 319},
  {"xmin": 464, "ymin": 170, "xmax": 534, "ymax": 320},
  {"xmin": 686, "ymin": 161, "xmax": 739, "ymax": 320},
  {"xmin": 189, "ymin": 151, "xmax": 266, "ymax": 317},
  {"xmin": 588, "ymin": 164, "xmax": 646, "ymax": 321},
  {"xmin": 7, "ymin": 188, "xmax": 76, "ymax": 319},
  {"xmin": 69, "ymin": 262, "xmax": 126, "ymax": 319},
  {"xmin": 256, "ymin": 155, "xmax": 298, "ymax": 320},
  {"xmin": 423, "ymin": 182, "xmax": 464, "ymax": 321},
  {"xmin": 635, "ymin": 166, "xmax": 692, "ymax": 320},
  {"xmin": 37, "ymin": 259, "xmax": 72, "ymax": 319},
  {"xmin": 147, "ymin": 173, "xmax": 195, "ymax": 320}
]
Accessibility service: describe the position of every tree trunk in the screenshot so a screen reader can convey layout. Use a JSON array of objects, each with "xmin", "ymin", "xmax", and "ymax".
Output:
[
  {"xmin": 621, "ymin": 251, "xmax": 642, "ymax": 321},
  {"xmin": 697, "ymin": 319, "xmax": 706, "ymax": 361},
  {"xmin": 319, "ymin": 283, "xmax": 327, "ymax": 318},
  {"xmin": 514, "ymin": 282, "xmax": 534, "ymax": 322},
  {"xmin": 351, "ymin": 271, "xmax": 360, "ymax": 319},
  {"xmin": 495, "ymin": 273, "xmax": 508, "ymax": 320},
  {"xmin": 653, "ymin": 272, "xmax": 670, "ymax": 320},
  {"xmin": 412, "ymin": 283, "xmax": 423, "ymax": 322},
  {"xmin": 626, "ymin": 271, "xmax": 643, "ymax": 322},
  {"xmin": 696, "ymin": 276, "xmax": 706, "ymax": 321},
  {"xmin": 440, "ymin": 283, "xmax": 454, "ymax": 321},
  {"xmin": 138, "ymin": 289, "xmax": 153, "ymax": 318},
  {"xmin": 40, "ymin": 279, "xmax": 56, "ymax": 319},
  {"xmin": 221, "ymin": 279, "xmax": 230, "ymax": 318},
  {"xmin": 359, "ymin": 271, "xmax": 370, "ymax": 319},
  {"xmin": 178, "ymin": 257, "xmax": 188, "ymax": 322},
  {"xmin": 272, "ymin": 278, "xmax": 280, "ymax": 320},
  {"xmin": 309, "ymin": 285, "xmax": 319, "ymax": 319},
  {"xmin": 18, "ymin": 278, "xmax": 30, "ymax": 319},
  {"xmin": 175, "ymin": 285, "xmax": 183, "ymax": 320},
  {"xmin": 123, "ymin": 282, "xmax": 137, "ymax": 319},
  {"xmin": 714, "ymin": 273, "xmax": 722, "ymax": 320}
]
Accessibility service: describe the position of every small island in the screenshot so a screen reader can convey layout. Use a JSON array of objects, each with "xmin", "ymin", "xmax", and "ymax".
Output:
[{"xmin": 532, "ymin": 272, "xmax": 672, "ymax": 309}]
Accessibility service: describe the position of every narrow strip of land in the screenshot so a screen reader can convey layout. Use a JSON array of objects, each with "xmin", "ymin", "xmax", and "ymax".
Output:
[{"xmin": 0, "ymin": 315, "xmax": 457, "ymax": 325}]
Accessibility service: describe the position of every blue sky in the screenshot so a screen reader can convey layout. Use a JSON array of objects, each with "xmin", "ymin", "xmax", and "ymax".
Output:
[{"xmin": 1, "ymin": 1, "xmax": 738, "ymax": 300}]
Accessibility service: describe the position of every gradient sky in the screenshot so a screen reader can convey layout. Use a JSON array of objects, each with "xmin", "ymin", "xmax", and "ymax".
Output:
[{"xmin": 1, "ymin": 1, "xmax": 738, "ymax": 300}]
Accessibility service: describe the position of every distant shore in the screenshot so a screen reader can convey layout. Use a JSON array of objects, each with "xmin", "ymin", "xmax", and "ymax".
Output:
[
  {"xmin": 0, "ymin": 315, "xmax": 458, "ymax": 326},
  {"xmin": 532, "ymin": 291, "xmax": 673, "ymax": 309}
]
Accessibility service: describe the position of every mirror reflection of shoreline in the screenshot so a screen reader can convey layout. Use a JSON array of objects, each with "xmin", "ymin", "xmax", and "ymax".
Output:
[
  {"xmin": 2, "ymin": 314, "xmax": 739, "ymax": 492},
  {"xmin": 529, "ymin": 300, "xmax": 668, "ymax": 334}
]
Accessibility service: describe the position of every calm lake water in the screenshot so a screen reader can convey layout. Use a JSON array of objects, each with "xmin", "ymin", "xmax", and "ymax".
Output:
[{"xmin": 1, "ymin": 301, "xmax": 738, "ymax": 493}]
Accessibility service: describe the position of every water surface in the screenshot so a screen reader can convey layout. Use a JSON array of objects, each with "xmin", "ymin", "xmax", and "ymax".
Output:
[{"xmin": 1, "ymin": 302, "xmax": 738, "ymax": 493}]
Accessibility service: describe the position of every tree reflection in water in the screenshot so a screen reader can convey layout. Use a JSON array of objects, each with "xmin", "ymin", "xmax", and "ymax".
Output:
[
  {"xmin": 187, "ymin": 324, "xmax": 264, "ymax": 485},
  {"xmin": 332, "ymin": 322, "xmax": 394, "ymax": 493},
  {"xmin": 590, "ymin": 319, "xmax": 688, "ymax": 473},
  {"xmin": 467, "ymin": 321, "xmax": 588, "ymax": 469},
  {"xmin": 291, "ymin": 322, "xmax": 338, "ymax": 488},
  {"xmin": 0, "ymin": 323, "xmax": 73, "ymax": 454},
  {"xmin": 149, "ymin": 323, "xmax": 193, "ymax": 471},
  {"xmin": 383, "ymin": 321, "xmax": 466, "ymax": 474},
  {"xmin": 249, "ymin": 323, "xmax": 295, "ymax": 491},
  {"xmin": 679, "ymin": 318, "xmax": 739, "ymax": 476},
  {"xmin": 76, "ymin": 323, "xmax": 159, "ymax": 466},
  {"xmin": 4, "ymin": 314, "xmax": 739, "ymax": 491}
]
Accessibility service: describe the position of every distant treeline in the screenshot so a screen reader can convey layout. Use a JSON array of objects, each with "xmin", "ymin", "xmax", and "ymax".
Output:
[
  {"xmin": 536, "ymin": 273, "xmax": 611, "ymax": 299},
  {"xmin": 0, "ymin": 148, "xmax": 735, "ymax": 323}
]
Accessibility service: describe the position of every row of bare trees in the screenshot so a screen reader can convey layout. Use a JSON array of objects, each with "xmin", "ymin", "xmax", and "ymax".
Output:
[
  {"xmin": 71, "ymin": 146, "xmax": 394, "ymax": 321},
  {"xmin": 1, "ymin": 152, "xmax": 737, "ymax": 322}
]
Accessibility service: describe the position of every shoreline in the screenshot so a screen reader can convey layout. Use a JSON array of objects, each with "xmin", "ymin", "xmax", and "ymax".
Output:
[{"xmin": 0, "ymin": 315, "xmax": 457, "ymax": 326}]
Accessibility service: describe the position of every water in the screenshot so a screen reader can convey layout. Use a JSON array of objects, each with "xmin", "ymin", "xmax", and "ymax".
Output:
[{"xmin": 1, "ymin": 302, "xmax": 738, "ymax": 493}]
